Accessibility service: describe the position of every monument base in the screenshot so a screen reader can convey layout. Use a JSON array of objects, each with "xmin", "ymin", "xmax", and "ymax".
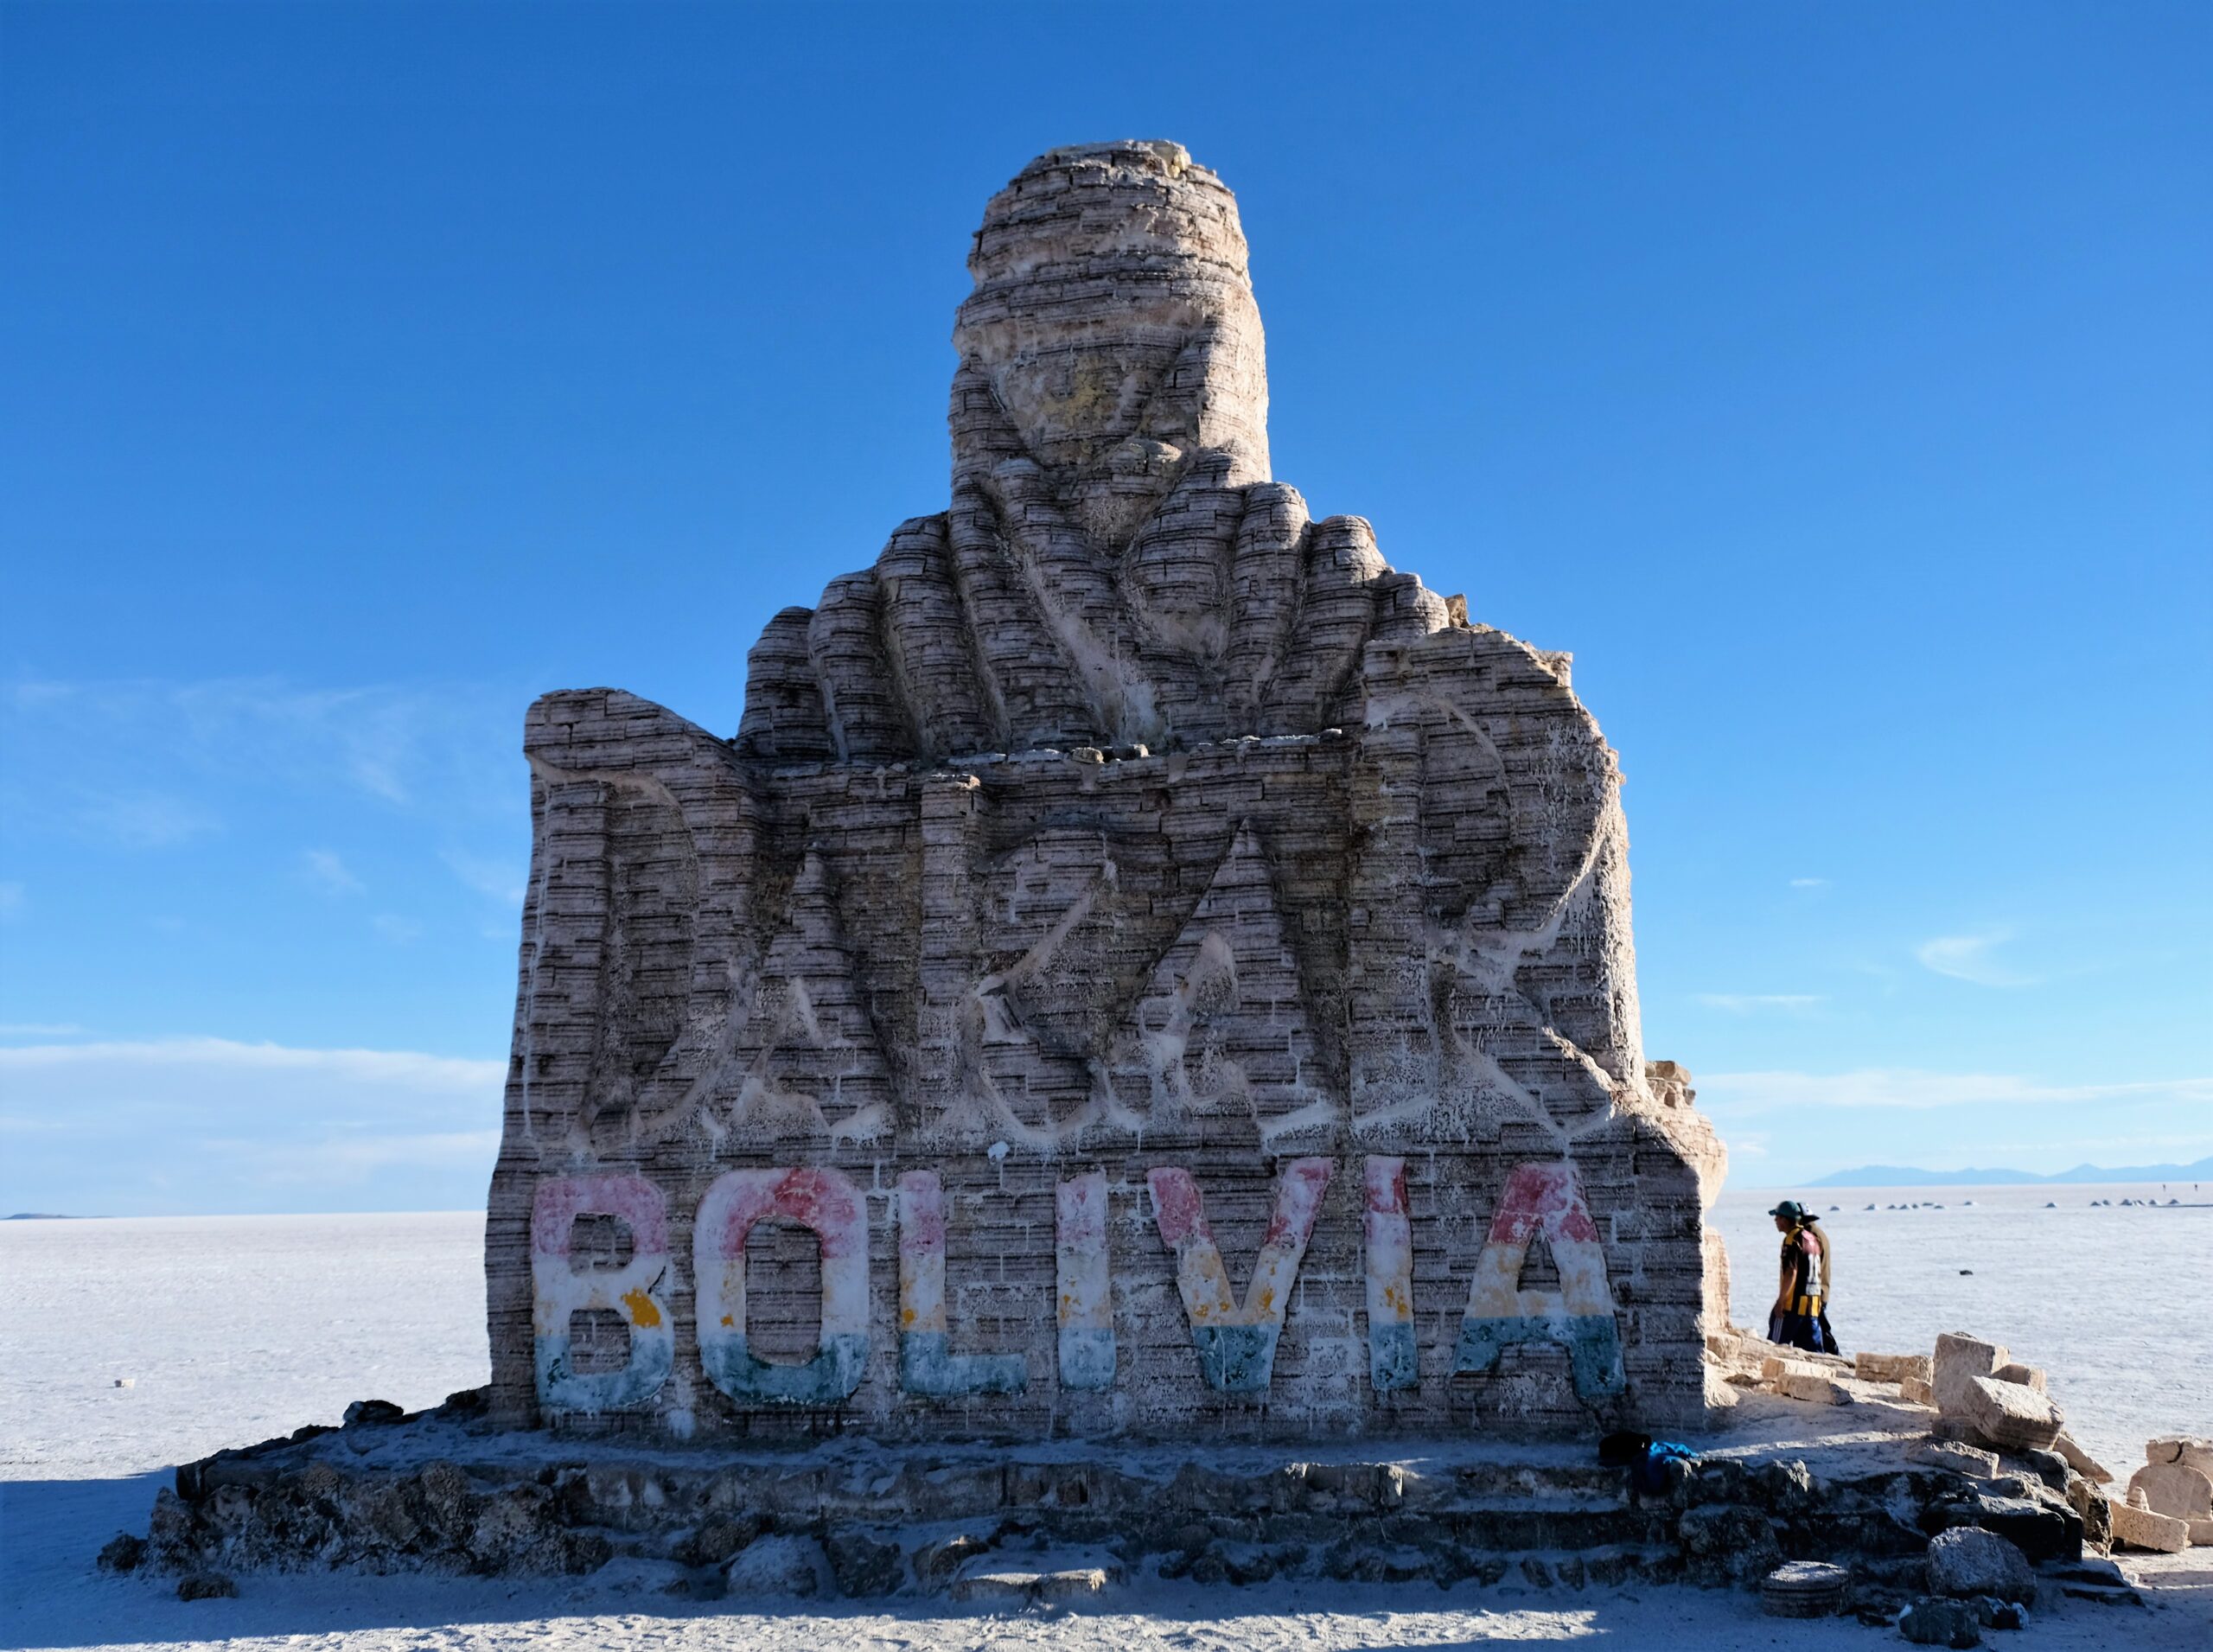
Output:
[{"xmin": 126, "ymin": 1379, "xmax": 2093, "ymax": 1607}]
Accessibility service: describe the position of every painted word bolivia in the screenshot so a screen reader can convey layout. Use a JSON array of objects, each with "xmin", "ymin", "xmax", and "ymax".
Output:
[
  {"xmin": 532, "ymin": 1159, "xmax": 1628, "ymax": 1412},
  {"xmin": 484, "ymin": 141, "xmax": 1728, "ymax": 1444}
]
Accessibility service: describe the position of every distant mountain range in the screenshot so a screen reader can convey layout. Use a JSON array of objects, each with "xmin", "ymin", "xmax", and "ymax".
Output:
[{"xmin": 1806, "ymin": 1155, "xmax": 2213, "ymax": 1188}]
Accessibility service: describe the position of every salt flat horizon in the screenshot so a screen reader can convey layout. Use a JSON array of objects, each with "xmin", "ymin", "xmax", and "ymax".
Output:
[
  {"xmin": 6, "ymin": 1188, "xmax": 2204, "ymax": 1477},
  {"xmin": 6, "ymin": 1190, "xmax": 2208, "ymax": 1651}
]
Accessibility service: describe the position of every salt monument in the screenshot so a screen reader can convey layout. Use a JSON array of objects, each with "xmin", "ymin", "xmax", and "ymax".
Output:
[
  {"xmin": 482, "ymin": 139, "xmax": 1727, "ymax": 1442},
  {"xmin": 128, "ymin": 144, "xmax": 2197, "ymax": 1604}
]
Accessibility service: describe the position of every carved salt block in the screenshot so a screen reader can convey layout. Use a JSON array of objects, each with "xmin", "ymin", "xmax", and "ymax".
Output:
[
  {"xmin": 1900, "ymin": 1375, "xmax": 1935, "ymax": 1406},
  {"xmin": 1908, "ymin": 1438, "xmax": 1999, "ymax": 1478},
  {"xmin": 1854, "ymin": 1351, "xmax": 1931, "ymax": 1384},
  {"xmin": 1768, "ymin": 1365, "xmax": 1851, "ymax": 1406},
  {"xmin": 2053, "ymin": 1431, "xmax": 2113, "ymax": 1484},
  {"xmin": 2127, "ymin": 1462, "xmax": 2213, "ymax": 1523},
  {"xmin": 2147, "ymin": 1435, "xmax": 2213, "ymax": 1477},
  {"xmin": 1932, "ymin": 1332, "xmax": 2008, "ymax": 1416},
  {"xmin": 2108, "ymin": 1491, "xmax": 2189, "ymax": 1553},
  {"xmin": 1991, "ymin": 1360, "xmax": 2046, "ymax": 1393},
  {"xmin": 1961, "ymin": 1375, "xmax": 2063, "ymax": 1451}
]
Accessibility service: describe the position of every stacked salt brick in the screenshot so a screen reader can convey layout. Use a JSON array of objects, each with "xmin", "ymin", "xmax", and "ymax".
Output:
[
  {"xmin": 478, "ymin": 141, "xmax": 1728, "ymax": 1447},
  {"xmin": 1930, "ymin": 1333, "xmax": 2067, "ymax": 1451},
  {"xmin": 2113, "ymin": 1436, "xmax": 2213, "ymax": 1553}
]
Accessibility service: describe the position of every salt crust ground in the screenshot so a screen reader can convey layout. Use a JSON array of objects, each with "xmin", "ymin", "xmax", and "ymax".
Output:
[{"xmin": 4, "ymin": 1199, "xmax": 2210, "ymax": 1649}]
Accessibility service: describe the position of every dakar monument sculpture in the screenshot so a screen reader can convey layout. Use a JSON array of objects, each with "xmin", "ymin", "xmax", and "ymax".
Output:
[{"xmin": 482, "ymin": 140, "xmax": 1727, "ymax": 1444}]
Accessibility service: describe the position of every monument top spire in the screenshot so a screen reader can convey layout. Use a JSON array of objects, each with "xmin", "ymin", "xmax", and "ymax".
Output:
[{"xmin": 953, "ymin": 140, "xmax": 1269, "ymax": 505}]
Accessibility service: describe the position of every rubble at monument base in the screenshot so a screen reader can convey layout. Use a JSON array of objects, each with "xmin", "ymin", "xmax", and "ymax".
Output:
[
  {"xmin": 128, "ymin": 1379, "xmax": 2118, "ymax": 1609},
  {"xmin": 124, "ymin": 1315, "xmax": 2210, "ymax": 1612}
]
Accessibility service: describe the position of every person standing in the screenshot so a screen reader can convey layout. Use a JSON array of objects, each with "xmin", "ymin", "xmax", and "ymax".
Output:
[{"xmin": 1767, "ymin": 1200, "xmax": 1838, "ymax": 1353}]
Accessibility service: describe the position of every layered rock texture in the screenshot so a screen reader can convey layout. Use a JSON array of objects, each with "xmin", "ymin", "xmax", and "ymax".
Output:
[{"xmin": 484, "ymin": 141, "xmax": 1724, "ymax": 1443}]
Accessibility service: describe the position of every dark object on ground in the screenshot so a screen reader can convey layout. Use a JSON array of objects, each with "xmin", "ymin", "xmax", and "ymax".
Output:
[
  {"xmin": 1899, "ymin": 1596, "xmax": 1982, "ymax": 1647},
  {"xmin": 2021, "ymin": 1450, "xmax": 2070, "ymax": 1492},
  {"xmin": 342, "ymin": 1399, "xmax": 405, "ymax": 1427},
  {"xmin": 2041, "ymin": 1556, "xmax": 2145, "ymax": 1608},
  {"xmin": 175, "ymin": 1572, "xmax": 236, "ymax": 1601},
  {"xmin": 1971, "ymin": 1598, "xmax": 2027, "ymax": 1630},
  {"xmin": 1761, "ymin": 1560, "xmax": 1850, "ymax": 1617},
  {"xmin": 1923, "ymin": 1493, "xmax": 2081, "ymax": 1564},
  {"xmin": 1597, "ymin": 1430, "xmax": 1699, "ymax": 1495},
  {"xmin": 96, "ymin": 1533, "xmax": 144, "ymax": 1573}
]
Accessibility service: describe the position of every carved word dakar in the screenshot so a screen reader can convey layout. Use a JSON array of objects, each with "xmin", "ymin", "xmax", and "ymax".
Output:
[{"xmin": 531, "ymin": 1158, "xmax": 1625, "ymax": 1413}]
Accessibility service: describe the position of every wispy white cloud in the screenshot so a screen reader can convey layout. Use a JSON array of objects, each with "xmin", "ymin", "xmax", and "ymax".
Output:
[
  {"xmin": 1915, "ymin": 928, "xmax": 2038, "ymax": 987},
  {"xmin": 1789, "ymin": 877, "xmax": 1828, "ymax": 889},
  {"xmin": 1700, "ymin": 1068, "xmax": 2213, "ymax": 1113},
  {"xmin": 3, "ymin": 675, "xmax": 523, "ymax": 835},
  {"xmin": 0, "ymin": 1036, "xmax": 502, "ymax": 1091},
  {"xmin": 1695, "ymin": 992, "xmax": 1826, "ymax": 1014},
  {"xmin": 77, "ymin": 791, "xmax": 220, "ymax": 849},
  {"xmin": 0, "ymin": 1036, "xmax": 507, "ymax": 1214},
  {"xmin": 301, "ymin": 848, "xmax": 365, "ymax": 896},
  {"xmin": 442, "ymin": 849, "xmax": 526, "ymax": 906},
  {"xmin": 206, "ymin": 1129, "xmax": 502, "ymax": 1185}
]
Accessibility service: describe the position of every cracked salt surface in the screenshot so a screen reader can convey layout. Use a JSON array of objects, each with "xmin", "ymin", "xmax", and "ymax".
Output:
[{"xmin": 3, "ymin": 1196, "xmax": 2208, "ymax": 1650}]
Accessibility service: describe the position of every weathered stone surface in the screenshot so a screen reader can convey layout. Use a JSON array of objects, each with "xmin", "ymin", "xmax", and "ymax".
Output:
[
  {"xmin": 1908, "ymin": 1440, "xmax": 1999, "ymax": 1479},
  {"xmin": 1759, "ymin": 1560, "xmax": 1848, "ymax": 1617},
  {"xmin": 1856, "ymin": 1352, "xmax": 1932, "ymax": 1384},
  {"xmin": 952, "ymin": 1555, "xmax": 1123, "ymax": 1603},
  {"xmin": 2147, "ymin": 1435, "xmax": 2213, "ymax": 1477},
  {"xmin": 2127, "ymin": 1462, "xmax": 2212, "ymax": 1522},
  {"xmin": 1926, "ymin": 1493, "xmax": 2078, "ymax": 1564},
  {"xmin": 1902, "ymin": 1376, "xmax": 1935, "ymax": 1406},
  {"xmin": 2065, "ymin": 1476, "xmax": 2113, "ymax": 1551},
  {"xmin": 175, "ymin": 1572, "xmax": 237, "ymax": 1601},
  {"xmin": 823, "ymin": 1530, "xmax": 905, "ymax": 1597},
  {"xmin": 1923, "ymin": 1528, "xmax": 2034, "ymax": 1604},
  {"xmin": 96, "ymin": 1533, "xmax": 146, "ymax": 1573},
  {"xmin": 2107, "ymin": 1492, "xmax": 2188, "ymax": 1553},
  {"xmin": 2052, "ymin": 1432, "xmax": 2113, "ymax": 1484},
  {"xmin": 1900, "ymin": 1596, "xmax": 1983, "ymax": 1647},
  {"xmin": 1678, "ymin": 1503, "xmax": 1779, "ymax": 1585},
  {"xmin": 1959, "ymin": 1377, "xmax": 2063, "ymax": 1451},
  {"xmin": 2045, "ymin": 1555, "xmax": 2141, "ymax": 1605},
  {"xmin": 724, "ymin": 1534, "xmax": 832, "ymax": 1598},
  {"xmin": 1768, "ymin": 1366, "xmax": 1852, "ymax": 1406},
  {"xmin": 1972, "ymin": 1598, "xmax": 2027, "ymax": 1630},
  {"xmin": 1932, "ymin": 1334, "xmax": 2007, "ymax": 1417},
  {"xmin": 2018, "ymin": 1450, "xmax": 2068, "ymax": 1492},
  {"xmin": 481, "ymin": 140, "xmax": 1721, "ymax": 1445},
  {"xmin": 1989, "ymin": 1362, "xmax": 2044, "ymax": 1394}
]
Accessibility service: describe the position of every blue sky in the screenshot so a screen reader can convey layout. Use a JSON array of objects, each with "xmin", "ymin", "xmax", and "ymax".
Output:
[{"xmin": 3, "ymin": 3, "xmax": 2208, "ymax": 1212}]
